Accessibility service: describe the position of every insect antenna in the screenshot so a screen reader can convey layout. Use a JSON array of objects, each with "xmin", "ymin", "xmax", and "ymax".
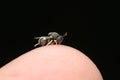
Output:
[
  {"xmin": 63, "ymin": 32, "xmax": 67, "ymax": 37},
  {"xmin": 34, "ymin": 37, "xmax": 41, "ymax": 39}
]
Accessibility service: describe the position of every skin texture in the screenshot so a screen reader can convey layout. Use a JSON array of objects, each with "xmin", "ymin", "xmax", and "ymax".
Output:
[{"xmin": 0, "ymin": 45, "xmax": 103, "ymax": 80}]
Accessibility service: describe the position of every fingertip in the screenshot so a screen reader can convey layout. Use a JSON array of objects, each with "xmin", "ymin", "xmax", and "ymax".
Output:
[{"xmin": 0, "ymin": 45, "xmax": 103, "ymax": 80}]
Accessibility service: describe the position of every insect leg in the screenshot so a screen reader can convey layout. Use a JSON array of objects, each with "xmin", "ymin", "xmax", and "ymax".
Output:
[
  {"xmin": 54, "ymin": 40, "xmax": 58, "ymax": 45},
  {"xmin": 46, "ymin": 40, "xmax": 53, "ymax": 45},
  {"xmin": 34, "ymin": 43, "xmax": 39, "ymax": 47},
  {"xmin": 34, "ymin": 38, "xmax": 41, "ymax": 47}
]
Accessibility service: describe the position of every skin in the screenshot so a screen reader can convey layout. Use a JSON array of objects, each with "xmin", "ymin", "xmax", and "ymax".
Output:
[{"xmin": 0, "ymin": 45, "xmax": 103, "ymax": 80}]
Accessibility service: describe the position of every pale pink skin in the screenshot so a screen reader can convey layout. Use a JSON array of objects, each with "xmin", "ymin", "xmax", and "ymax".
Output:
[{"xmin": 0, "ymin": 45, "xmax": 103, "ymax": 80}]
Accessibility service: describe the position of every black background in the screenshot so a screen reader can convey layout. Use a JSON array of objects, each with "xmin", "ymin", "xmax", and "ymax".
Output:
[{"xmin": 0, "ymin": 2, "xmax": 119, "ymax": 80}]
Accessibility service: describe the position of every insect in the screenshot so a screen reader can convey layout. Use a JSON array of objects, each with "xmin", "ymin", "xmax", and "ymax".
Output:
[{"xmin": 34, "ymin": 32, "xmax": 67, "ymax": 47}]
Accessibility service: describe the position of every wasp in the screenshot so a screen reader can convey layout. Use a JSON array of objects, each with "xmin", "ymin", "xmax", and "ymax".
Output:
[{"xmin": 34, "ymin": 32, "xmax": 67, "ymax": 47}]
